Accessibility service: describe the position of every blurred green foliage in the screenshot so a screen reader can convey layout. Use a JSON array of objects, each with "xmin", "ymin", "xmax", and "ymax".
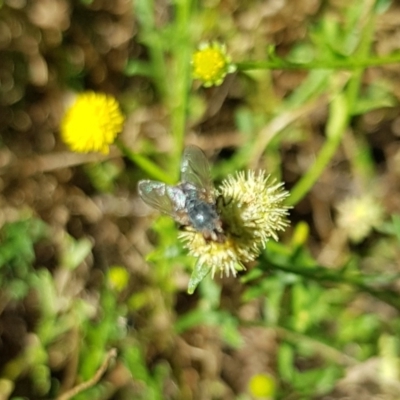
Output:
[{"xmin": 0, "ymin": 218, "xmax": 48, "ymax": 300}]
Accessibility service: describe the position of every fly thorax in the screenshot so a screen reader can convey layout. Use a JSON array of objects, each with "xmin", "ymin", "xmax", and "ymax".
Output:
[{"xmin": 186, "ymin": 196, "xmax": 218, "ymax": 231}]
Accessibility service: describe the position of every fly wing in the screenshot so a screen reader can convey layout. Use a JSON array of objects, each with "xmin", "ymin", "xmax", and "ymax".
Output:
[
  {"xmin": 180, "ymin": 145, "xmax": 214, "ymax": 195},
  {"xmin": 138, "ymin": 180, "xmax": 186, "ymax": 216}
]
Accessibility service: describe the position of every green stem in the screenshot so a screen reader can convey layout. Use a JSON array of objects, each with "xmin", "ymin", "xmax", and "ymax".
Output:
[
  {"xmin": 263, "ymin": 259, "xmax": 400, "ymax": 310},
  {"xmin": 286, "ymin": 7, "xmax": 377, "ymax": 206},
  {"xmin": 116, "ymin": 140, "xmax": 173, "ymax": 183},
  {"xmin": 169, "ymin": 0, "xmax": 193, "ymax": 176},
  {"xmin": 239, "ymin": 319, "xmax": 357, "ymax": 365},
  {"xmin": 236, "ymin": 54, "xmax": 400, "ymax": 71},
  {"xmin": 134, "ymin": 0, "xmax": 167, "ymax": 99},
  {"xmin": 286, "ymin": 127, "xmax": 343, "ymax": 206},
  {"xmin": 287, "ymin": 85, "xmax": 349, "ymax": 206}
]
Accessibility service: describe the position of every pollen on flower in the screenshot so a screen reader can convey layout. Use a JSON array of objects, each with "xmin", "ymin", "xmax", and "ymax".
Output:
[
  {"xmin": 192, "ymin": 42, "xmax": 236, "ymax": 87},
  {"xmin": 60, "ymin": 91, "xmax": 125, "ymax": 154},
  {"xmin": 179, "ymin": 231, "xmax": 246, "ymax": 279},
  {"xmin": 180, "ymin": 170, "xmax": 290, "ymax": 289}
]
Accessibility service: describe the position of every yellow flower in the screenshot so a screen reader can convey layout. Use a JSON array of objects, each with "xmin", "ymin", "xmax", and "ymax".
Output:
[
  {"xmin": 248, "ymin": 373, "xmax": 276, "ymax": 398},
  {"xmin": 61, "ymin": 92, "xmax": 124, "ymax": 154},
  {"xmin": 179, "ymin": 171, "xmax": 290, "ymax": 293},
  {"xmin": 107, "ymin": 266, "xmax": 130, "ymax": 292},
  {"xmin": 192, "ymin": 42, "xmax": 236, "ymax": 87}
]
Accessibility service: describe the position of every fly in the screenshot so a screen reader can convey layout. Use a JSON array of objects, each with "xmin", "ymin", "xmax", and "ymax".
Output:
[{"xmin": 138, "ymin": 145, "xmax": 225, "ymax": 242}]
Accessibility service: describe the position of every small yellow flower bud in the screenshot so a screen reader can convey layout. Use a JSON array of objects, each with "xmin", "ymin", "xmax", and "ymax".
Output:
[{"xmin": 192, "ymin": 42, "xmax": 236, "ymax": 87}]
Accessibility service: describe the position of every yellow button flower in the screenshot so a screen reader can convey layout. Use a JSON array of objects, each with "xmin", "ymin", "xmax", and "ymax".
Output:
[
  {"xmin": 61, "ymin": 92, "xmax": 124, "ymax": 154},
  {"xmin": 192, "ymin": 42, "xmax": 236, "ymax": 87}
]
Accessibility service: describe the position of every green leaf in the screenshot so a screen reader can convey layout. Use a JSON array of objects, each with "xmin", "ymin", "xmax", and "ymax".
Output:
[
  {"xmin": 125, "ymin": 60, "xmax": 154, "ymax": 77},
  {"xmin": 175, "ymin": 309, "xmax": 220, "ymax": 333},
  {"xmin": 188, "ymin": 262, "xmax": 211, "ymax": 294},
  {"xmin": 60, "ymin": 235, "xmax": 93, "ymax": 270},
  {"xmin": 326, "ymin": 93, "xmax": 348, "ymax": 139},
  {"xmin": 0, "ymin": 218, "xmax": 47, "ymax": 269},
  {"xmin": 278, "ymin": 343, "xmax": 295, "ymax": 382},
  {"xmin": 374, "ymin": 0, "xmax": 392, "ymax": 14},
  {"xmin": 352, "ymin": 82, "xmax": 395, "ymax": 115}
]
